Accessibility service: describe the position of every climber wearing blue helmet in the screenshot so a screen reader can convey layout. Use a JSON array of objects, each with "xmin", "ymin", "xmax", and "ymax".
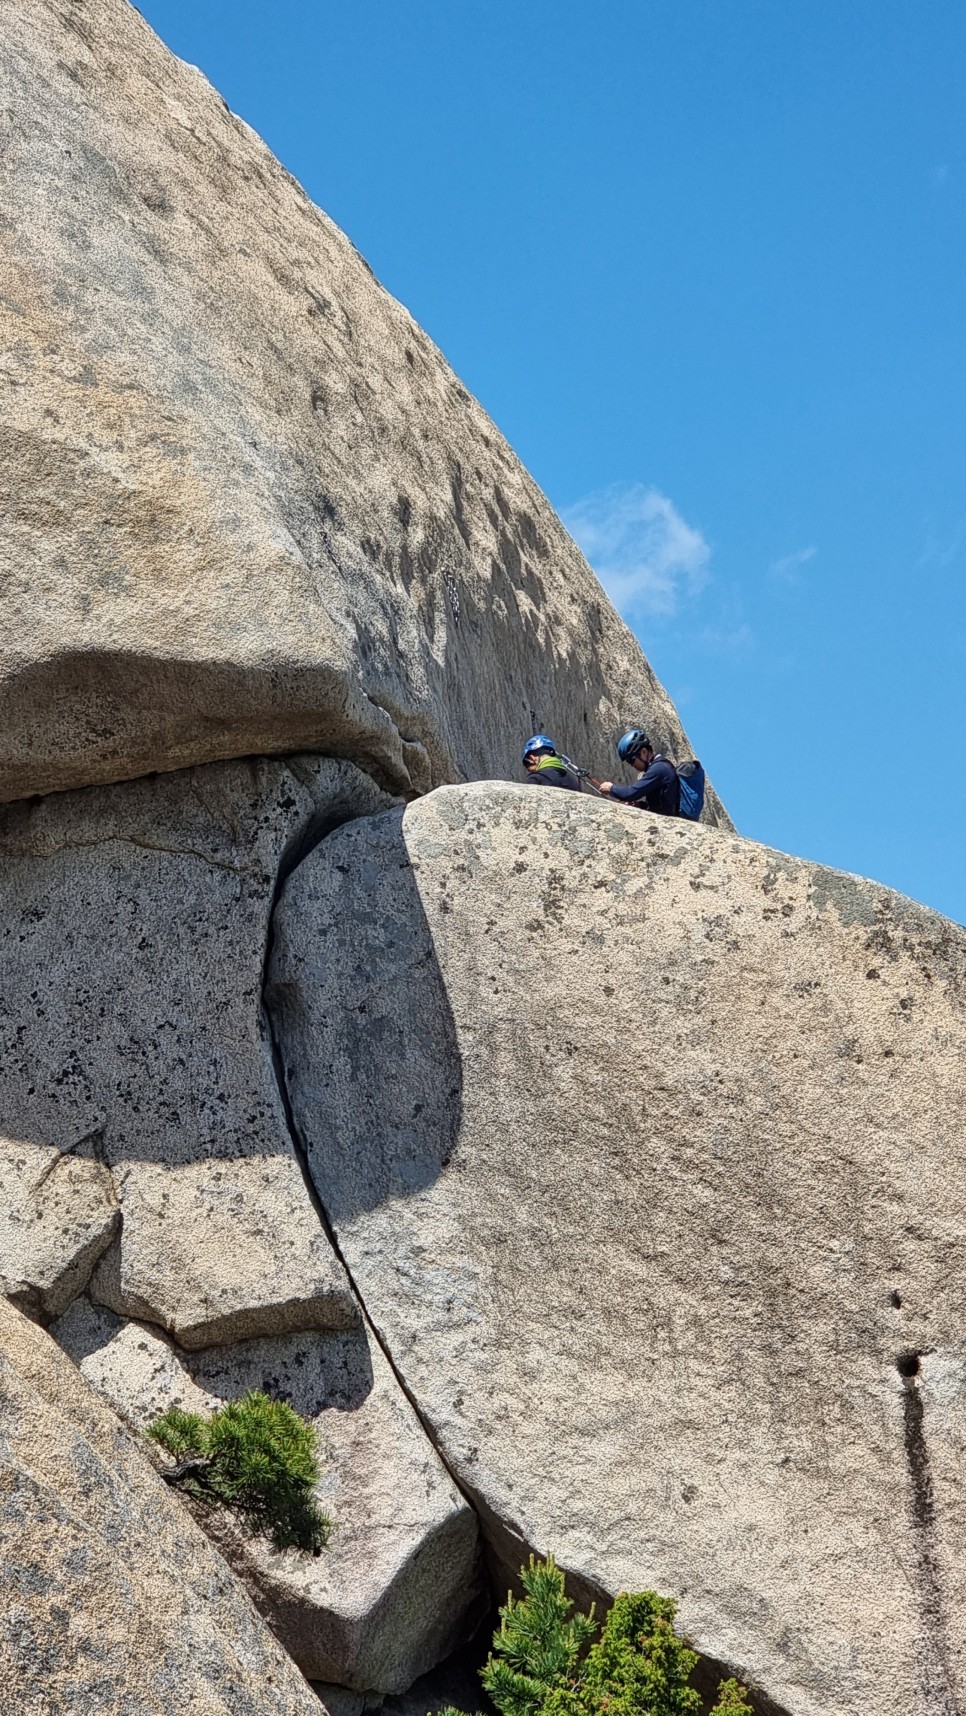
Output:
[
  {"xmin": 521, "ymin": 734, "xmax": 582, "ymax": 792},
  {"xmin": 598, "ymin": 729, "xmax": 680, "ymax": 815}
]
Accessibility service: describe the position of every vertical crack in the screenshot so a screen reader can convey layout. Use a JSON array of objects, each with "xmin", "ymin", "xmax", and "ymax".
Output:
[
  {"xmin": 258, "ymin": 796, "xmax": 479, "ymax": 1502},
  {"xmin": 263, "ymin": 916, "xmax": 473, "ymax": 1497},
  {"xmin": 898, "ymin": 1351, "xmax": 961, "ymax": 1715}
]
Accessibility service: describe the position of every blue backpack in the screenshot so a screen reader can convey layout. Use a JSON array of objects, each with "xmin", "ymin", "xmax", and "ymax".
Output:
[{"xmin": 676, "ymin": 759, "xmax": 705, "ymax": 821}]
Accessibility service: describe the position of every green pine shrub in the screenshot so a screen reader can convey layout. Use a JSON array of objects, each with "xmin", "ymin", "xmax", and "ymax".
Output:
[
  {"xmin": 146, "ymin": 1389, "xmax": 330, "ymax": 1554},
  {"xmin": 706, "ymin": 1682, "xmax": 754, "ymax": 1716},
  {"xmin": 480, "ymin": 1555, "xmax": 598, "ymax": 1716},
  {"xmin": 439, "ymin": 1556, "xmax": 753, "ymax": 1716}
]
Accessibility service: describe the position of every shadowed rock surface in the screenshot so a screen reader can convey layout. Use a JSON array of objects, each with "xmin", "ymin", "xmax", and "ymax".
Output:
[
  {"xmin": 308, "ymin": 1612, "xmax": 496, "ymax": 1716},
  {"xmin": 0, "ymin": 753, "xmax": 388, "ymax": 1344},
  {"xmin": 0, "ymin": 1294, "xmax": 326, "ymax": 1716},
  {"xmin": 271, "ymin": 782, "xmax": 966, "ymax": 1716},
  {"xmin": 54, "ymin": 1297, "xmax": 486, "ymax": 1691},
  {"xmin": 0, "ymin": 0, "xmax": 727, "ymax": 822}
]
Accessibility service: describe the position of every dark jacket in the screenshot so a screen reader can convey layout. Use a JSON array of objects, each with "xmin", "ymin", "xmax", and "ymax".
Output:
[
  {"xmin": 609, "ymin": 754, "xmax": 680, "ymax": 815},
  {"xmin": 526, "ymin": 759, "xmax": 583, "ymax": 792}
]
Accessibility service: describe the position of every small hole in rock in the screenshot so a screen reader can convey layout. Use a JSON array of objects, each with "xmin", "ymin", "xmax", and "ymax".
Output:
[
  {"xmin": 890, "ymin": 1289, "xmax": 902, "ymax": 1309},
  {"xmin": 897, "ymin": 1350, "xmax": 920, "ymax": 1378}
]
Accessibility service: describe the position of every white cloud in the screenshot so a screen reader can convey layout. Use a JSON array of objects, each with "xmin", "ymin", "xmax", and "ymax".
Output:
[
  {"xmin": 699, "ymin": 622, "xmax": 755, "ymax": 658},
  {"xmin": 561, "ymin": 483, "xmax": 710, "ymax": 620},
  {"xmin": 917, "ymin": 522, "xmax": 964, "ymax": 568},
  {"xmin": 770, "ymin": 545, "xmax": 817, "ymax": 583}
]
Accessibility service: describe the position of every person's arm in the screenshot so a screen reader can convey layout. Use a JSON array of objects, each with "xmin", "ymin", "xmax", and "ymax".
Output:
[{"xmin": 606, "ymin": 759, "xmax": 666, "ymax": 806}]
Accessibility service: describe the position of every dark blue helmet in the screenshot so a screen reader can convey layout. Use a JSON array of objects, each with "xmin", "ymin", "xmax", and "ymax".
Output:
[
  {"xmin": 616, "ymin": 728, "xmax": 651, "ymax": 765},
  {"xmin": 522, "ymin": 733, "xmax": 557, "ymax": 763}
]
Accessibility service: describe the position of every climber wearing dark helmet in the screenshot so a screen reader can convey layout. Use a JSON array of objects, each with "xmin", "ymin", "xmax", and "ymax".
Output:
[
  {"xmin": 520, "ymin": 734, "xmax": 582, "ymax": 792},
  {"xmin": 596, "ymin": 729, "xmax": 680, "ymax": 815}
]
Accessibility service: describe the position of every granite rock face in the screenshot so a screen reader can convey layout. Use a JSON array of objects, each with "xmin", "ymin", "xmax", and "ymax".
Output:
[
  {"xmin": 271, "ymin": 782, "xmax": 966, "ymax": 1716},
  {"xmin": 0, "ymin": 0, "xmax": 726, "ymax": 822},
  {"xmin": 0, "ymin": 1136, "xmax": 118, "ymax": 1319},
  {"xmin": 0, "ymin": 1294, "xmax": 326, "ymax": 1716},
  {"xmin": 54, "ymin": 1297, "xmax": 485, "ymax": 1691},
  {"xmin": 0, "ymin": 753, "xmax": 388, "ymax": 1343}
]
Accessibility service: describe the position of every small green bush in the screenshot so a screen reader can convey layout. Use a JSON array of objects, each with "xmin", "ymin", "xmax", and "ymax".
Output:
[
  {"xmin": 480, "ymin": 1555, "xmax": 598, "ymax": 1716},
  {"xmin": 438, "ymin": 1556, "xmax": 753, "ymax": 1716},
  {"xmin": 146, "ymin": 1389, "xmax": 330, "ymax": 1554},
  {"xmin": 706, "ymin": 1683, "xmax": 754, "ymax": 1715}
]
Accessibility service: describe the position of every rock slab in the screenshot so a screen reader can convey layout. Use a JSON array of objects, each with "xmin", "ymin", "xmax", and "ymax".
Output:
[
  {"xmin": 271, "ymin": 782, "xmax": 966, "ymax": 1716},
  {"xmin": 54, "ymin": 1297, "xmax": 485, "ymax": 1692},
  {"xmin": 0, "ymin": 0, "xmax": 726, "ymax": 819},
  {"xmin": 0, "ymin": 753, "xmax": 388, "ymax": 1343},
  {"xmin": 0, "ymin": 1294, "xmax": 325, "ymax": 1716},
  {"xmin": 0, "ymin": 1135, "xmax": 118, "ymax": 1319}
]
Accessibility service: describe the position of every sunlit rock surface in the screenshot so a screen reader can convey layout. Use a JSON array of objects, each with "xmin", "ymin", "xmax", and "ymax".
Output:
[
  {"xmin": 0, "ymin": 0, "xmax": 727, "ymax": 821},
  {"xmin": 271, "ymin": 781, "xmax": 966, "ymax": 1716},
  {"xmin": 55, "ymin": 1298, "xmax": 485, "ymax": 1690},
  {"xmin": 0, "ymin": 1137, "xmax": 118, "ymax": 1320},
  {"xmin": 0, "ymin": 1295, "xmax": 326, "ymax": 1716}
]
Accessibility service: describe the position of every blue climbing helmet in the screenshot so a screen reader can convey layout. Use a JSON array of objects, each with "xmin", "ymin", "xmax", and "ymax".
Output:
[
  {"xmin": 522, "ymin": 733, "xmax": 557, "ymax": 763},
  {"xmin": 616, "ymin": 728, "xmax": 651, "ymax": 765}
]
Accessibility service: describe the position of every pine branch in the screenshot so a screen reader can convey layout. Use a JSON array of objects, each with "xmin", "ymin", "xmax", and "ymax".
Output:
[{"xmin": 160, "ymin": 1456, "xmax": 214, "ymax": 1486}]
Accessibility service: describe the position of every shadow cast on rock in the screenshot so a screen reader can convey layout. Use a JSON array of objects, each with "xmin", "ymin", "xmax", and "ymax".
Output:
[
  {"xmin": 187, "ymin": 1324, "xmax": 376, "ymax": 1417},
  {"xmin": 266, "ymin": 804, "xmax": 463, "ymax": 1228}
]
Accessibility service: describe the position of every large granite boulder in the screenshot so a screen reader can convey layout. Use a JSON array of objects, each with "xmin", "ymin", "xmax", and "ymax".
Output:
[
  {"xmin": 270, "ymin": 783, "xmax": 966, "ymax": 1716},
  {"xmin": 0, "ymin": 1294, "xmax": 326, "ymax": 1716},
  {"xmin": 0, "ymin": 0, "xmax": 726, "ymax": 820},
  {"xmin": 54, "ymin": 1297, "xmax": 485, "ymax": 1691},
  {"xmin": 0, "ymin": 753, "xmax": 389, "ymax": 1344}
]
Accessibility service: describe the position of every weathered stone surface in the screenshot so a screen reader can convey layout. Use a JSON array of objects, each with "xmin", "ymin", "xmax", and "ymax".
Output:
[
  {"xmin": 0, "ymin": 1135, "xmax": 118, "ymax": 1319},
  {"xmin": 54, "ymin": 1297, "xmax": 208, "ymax": 1423},
  {"xmin": 374, "ymin": 1633, "xmax": 495, "ymax": 1716},
  {"xmin": 0, "ymin": 0, "xmax": 727, "ymax": 824},
  {"xmin": 89, "ymin": 1153, "xmax": 358, "ymax": 1349},
  {"xmin": 0, "ymin": 1294, "xmax": 326, "ymax": 1716},
  {"xmin": 0, "ymin": 754, "xmax": 387, "ymax": 1348},
  {"xmin": 310, "ymin": 1690, "xmax": 366, "ymax": 1716},
  {"xmin": 54, "ymin": 1297, "xmax": 485, "ymax": 1692},
  {"xmin": 271, "ymin": 782, "xmax": 966, "ymax": 1716},
  {"xmin": 355, "ymin": 1632, "xmax": 494, "ymax": 1716},
  {"xmin": 309, "ymin": 1636, "xmax": 494, "ymax": 1716}
]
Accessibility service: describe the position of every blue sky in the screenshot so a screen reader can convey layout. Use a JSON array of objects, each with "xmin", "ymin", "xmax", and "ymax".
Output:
[{"xmin": 141, "ymin": 0, "xmax": 966, "ymax": 924}]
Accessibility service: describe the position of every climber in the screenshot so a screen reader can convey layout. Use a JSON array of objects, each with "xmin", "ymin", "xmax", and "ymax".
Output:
[
  {"xmin": 521, "ymin": 734, "xmax": 583, "ymax": 792},
  {"xmin": 595, "ymin": 729, "xmax": 681, "ymax": 815}
]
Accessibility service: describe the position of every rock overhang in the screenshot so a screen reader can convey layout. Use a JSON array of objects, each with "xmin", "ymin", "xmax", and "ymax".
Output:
[{"xmin": 0, "ymin": 0, "xmax": 729, "ymax": 825}]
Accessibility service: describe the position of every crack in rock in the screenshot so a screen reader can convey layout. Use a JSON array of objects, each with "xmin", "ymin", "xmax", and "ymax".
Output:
[{"xmin": 899, "ymin": 1355, "xmax": 961, "ymax": 1716}]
